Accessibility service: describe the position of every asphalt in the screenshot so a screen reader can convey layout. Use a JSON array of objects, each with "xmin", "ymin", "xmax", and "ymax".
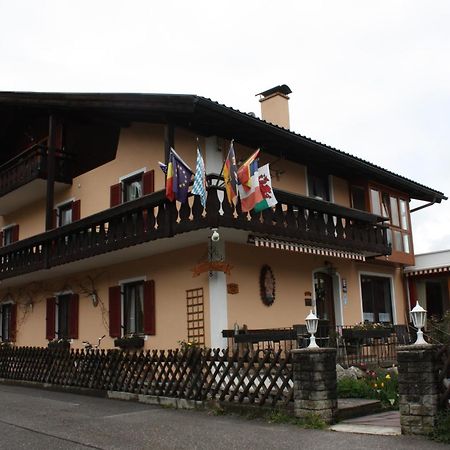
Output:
[{"xmin": 0, "ymin": 384, "xmax": 444, "ymax": 450}]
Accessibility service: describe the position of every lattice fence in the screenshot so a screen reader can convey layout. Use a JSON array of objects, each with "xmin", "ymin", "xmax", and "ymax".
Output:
[{"xmin": 0, "ymin": 347, "xmax": 293, "ymax": 407}]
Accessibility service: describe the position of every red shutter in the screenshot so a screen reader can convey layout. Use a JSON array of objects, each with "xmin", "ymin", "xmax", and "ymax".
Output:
[
  {"xmin": 110, "ymin": 183, "xmax": 122, "ymax": 207},
  {"xmin": 109, "ymin": 286, "xmax": 121, "ymax": 338},
  {"xmin": 68, "ymin": 294, "xmax": 79, "ymax": 339},
  {"xmin": 11, "ymin": 224, "xmax": 19, "ymax": 243},
  {"xmin": 72, "ymin": 200, "xmax": 81, "ymax": 222},
  {"xmin": 52, "ymin": 209, "xmax": 58, "ymax": 229},
  {"xmin": 10, "ymin": 304, "xmax": 17, "ymax": 342},
  {"xmin": 143, "ymin": 170, "xmax": 155, "ymax": 195},
  {"xmin": 143, "ymin": 280, "xmax": 156, "ymax": 335},
  {"xmin": 46, "ymin": 297, "xmax": 56, "ymax": 340}
]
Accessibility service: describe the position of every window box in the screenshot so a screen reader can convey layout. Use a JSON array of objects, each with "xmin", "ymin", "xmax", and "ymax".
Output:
[
  {"xmin": 114, "ymin": 335, "xmax": 145, "ymax": 350},
  {"xmin": 47, "ymin": 339, "xmax": 71, "ymax": 351},
  {"xmin": 342, "ymin": 327, "xmax": 393, "ymax": 340}
]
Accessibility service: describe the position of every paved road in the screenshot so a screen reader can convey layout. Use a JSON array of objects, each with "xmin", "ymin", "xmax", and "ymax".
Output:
[{"xmin": 0, "ymin": 384, "xmax": 444, "ymax": 449}]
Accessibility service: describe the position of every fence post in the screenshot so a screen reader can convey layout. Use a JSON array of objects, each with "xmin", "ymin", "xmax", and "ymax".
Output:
[
  {"xmin": 292, "ymin": 347, "xmax": 337, "ymax": 424},
  {"xmin": 397, "ymin": 344, "xmax": 440, "ymax": 435}
]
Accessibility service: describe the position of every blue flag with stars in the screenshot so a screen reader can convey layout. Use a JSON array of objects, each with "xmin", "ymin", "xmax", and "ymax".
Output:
[
  {"xmin": 168, "ymin": 148, "xmax": 193, "ymax": 203},
  {"xmin": 192, "ymin": 146, "xmax": 207, "ymax": 207}
]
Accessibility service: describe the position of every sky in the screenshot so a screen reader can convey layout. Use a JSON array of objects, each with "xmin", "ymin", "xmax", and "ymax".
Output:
[{"xmin": 0, "ymin": 0, "xmax": 449, "ymax": 254}]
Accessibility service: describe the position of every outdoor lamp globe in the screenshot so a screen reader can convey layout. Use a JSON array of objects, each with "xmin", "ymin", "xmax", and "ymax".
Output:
[
  {"xmin": 411, "ymin": 301, "xmax": 428, "ymax": 345},
  {"xmin": 305, "ymin": 310, "xmax": 319, "ymax": 348}
]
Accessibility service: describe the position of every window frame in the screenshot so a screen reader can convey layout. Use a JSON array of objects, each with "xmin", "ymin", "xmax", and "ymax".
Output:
[
  {"xmin": 119, "ymin": 168, "xmax": 146, "ymax": 203},
  {"xmin": 0, "ymin": 301, "xmax": 14, "ymax": 342},
  {"xmin": 358, "ymin": 272, "xmax": 397, "ymax": 324},
  {"xmin": 2, "ymin": 225, "xmax": 16, "ymax": 246},
  {"xmin": 119, "ymin": 277, "xmax": 146, "ymax": 337},
  {"xmin": 306, "ymin": 167, "xmax": 330, "ymax": 201}
]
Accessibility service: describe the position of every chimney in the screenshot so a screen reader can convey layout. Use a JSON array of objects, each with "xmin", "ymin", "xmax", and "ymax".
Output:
[{"xmin": 256, "ymin": 84, "xmax": 292, "ymax": 129}]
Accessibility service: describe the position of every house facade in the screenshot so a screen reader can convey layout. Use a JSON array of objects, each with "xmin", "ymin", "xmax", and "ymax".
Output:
[
  {"xmin": 0, "ymin": 87, "xmax": 446, "ymax": 350},
  {"xmin": 405, "ymin": 249, "xmax": 450, "ymax": 320}
]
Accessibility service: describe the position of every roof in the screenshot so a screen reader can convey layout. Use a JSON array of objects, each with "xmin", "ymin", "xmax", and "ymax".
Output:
[
  {"xmin": 405, "ymin": 249, "xmax": 450, "ymax": 275},
  {"xmin": 0, "ymin": 91, "xmax": 446, "ymax": 203}
]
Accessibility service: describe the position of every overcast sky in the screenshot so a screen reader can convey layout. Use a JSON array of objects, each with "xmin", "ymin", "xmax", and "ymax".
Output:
[{"xmin": 0, "ymin": 1, "xmax": 449, "ymax": 254}]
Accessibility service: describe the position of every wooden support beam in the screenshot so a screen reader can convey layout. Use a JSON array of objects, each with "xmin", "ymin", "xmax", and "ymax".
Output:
[
  {"xmin": 164, "ymin": 123, "xmax": 174, "ymax": 163},
  {"xmin": 45, "ymin": 114, "xmax": 56, "ymax": 231}
]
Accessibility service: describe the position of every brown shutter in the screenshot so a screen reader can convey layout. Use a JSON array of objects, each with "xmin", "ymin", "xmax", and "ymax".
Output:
[
  {"xmin": 109, "ymin": 286, "xmax": 121, "ymax": 338},
  {"xmin": 72, "ymin": 200, "xmax": 81, "ymax": 222},
  {"xmin": 143, "ymin": 280, "xmax": 156, "ymax": 335},
  {"xmin": 11, "ymin": 224, "xmax": 19, "ymax": 243},
  {"xmin": 10, "ymin": 304, "xmax": 17, "ymax": 342},
  {"xmin": 52, "ymin": 209, "xmax": 58, "ymax": 229},
  {"xmin": 46, "ymin": 297, "xmax": 56, "ymax": 340},
  {"xmin": 0, "ymin": 231, "xmax": 3, "ymax": 248},
  {"xmin": 68, "ymin": 294, "xmax": 79, "ymax": 339},
  {"xmin": 143, "ymin": 170, "xmax": 155, "ymax": 195},
  {"xmin": 110, "ymin": 183, "xmax": 122, "ymax": 207}
]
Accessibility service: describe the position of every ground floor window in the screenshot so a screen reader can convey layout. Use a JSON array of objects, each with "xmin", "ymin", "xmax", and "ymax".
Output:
[
  {"xmin": 360, "ymin": 275, "xmax": 393, "ymax": 323},
  {"xmin": 123, "ymin": 281, "xmax": 144, "ymax": 335},
  {"xmin": 46, "ymin": 294, "xmax": 79, "ymax": 340},
  {"xmin": 108, "ymin": 280, "xmax": 155, "ymax": 338},
  {"xmin": 0, "ymin": 303, "xmax": 16, "ymax": 342}
]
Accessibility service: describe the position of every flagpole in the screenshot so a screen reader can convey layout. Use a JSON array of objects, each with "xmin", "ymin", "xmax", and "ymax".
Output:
[{"xmin": 215, "ymin": 139, "xmax": 233, "ymax": 187}]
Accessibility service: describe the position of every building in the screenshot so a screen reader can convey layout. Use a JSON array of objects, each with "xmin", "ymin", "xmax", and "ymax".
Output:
[
  {"xmin": 0, "ymin": 87, "xmax": 446, "ymax": 349},
  {"xmin": 405, "ymin": 249, "xmax": 450, "ymax": 319}
]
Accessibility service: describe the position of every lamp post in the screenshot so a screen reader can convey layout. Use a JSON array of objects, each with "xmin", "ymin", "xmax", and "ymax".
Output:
[
  {"xmin": 410, "ymin": 301, "xmax": 428, "ymax": 345},
  {"xmin": 305, "ymin": 310, "xmax": 319, "ymax": 348}
]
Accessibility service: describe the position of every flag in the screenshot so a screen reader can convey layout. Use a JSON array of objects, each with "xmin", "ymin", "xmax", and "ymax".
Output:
[
  {"xmin": 192, "ymin": 147, "xmax": 207, "ymax": 207},
  {"xmin": 165, "ymin": 148, "xmax": 193, "ymax": 203},
  {"xmin": 223, "ymin": 142, "xmax": 238, "ymax": 204},
  {"xmin": 254, "ymin": 164, "xmax": 278, "ymax": 212},
  {"xmin": 158, "ymin": 161, "xmax": 167, "ymax": 174},
  {"xmin": 237, "ymin": 149, "xmax": 260, "ymax": 191},
  {"xmin": 237, "ymin": 157, "xmax": 263, "ymax": 212}
]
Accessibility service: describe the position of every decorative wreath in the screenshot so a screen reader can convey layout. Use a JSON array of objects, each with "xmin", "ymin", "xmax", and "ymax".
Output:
[{"xmin": 259, "ymin": 265, "xmax": 276, "ymax": 307}]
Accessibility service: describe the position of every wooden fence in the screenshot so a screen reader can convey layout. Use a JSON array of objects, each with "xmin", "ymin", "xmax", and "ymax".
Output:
[{"xmin": 0, "ymin": 346, "xmax": 293, "ymax": 407}]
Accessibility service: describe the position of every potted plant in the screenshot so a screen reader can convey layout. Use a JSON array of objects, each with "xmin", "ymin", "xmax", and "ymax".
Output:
[
  {"xmin": 47, "ymin": 338, "xmax": 71, "ymax": 351},
  {"xmin": 114, "ymin": 334, "xmax": 145, "ymax": 350},
  {"xmin": 343, "ymin": 323, "xmax": 393, "ymax": 340}
]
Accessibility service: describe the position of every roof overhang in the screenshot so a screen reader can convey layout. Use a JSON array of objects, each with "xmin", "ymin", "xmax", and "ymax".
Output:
[{"xmin": 0, "ymin": 91, "xmax": 445, "ymax": 203}]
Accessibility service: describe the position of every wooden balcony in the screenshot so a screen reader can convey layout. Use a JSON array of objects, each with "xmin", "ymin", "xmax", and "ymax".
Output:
[
  {"xmin": 0, "ymin": 180, "xmax": 390, "ymax": 281},
  {"xmin": 0, "ymin": 143, "xmax": 72, "ymax": 208}
]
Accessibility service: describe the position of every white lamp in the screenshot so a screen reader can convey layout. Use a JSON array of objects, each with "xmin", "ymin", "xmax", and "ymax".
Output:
[
  {"xmin": 410, "ymin": 301, "xmax": 428, "ymax": 345},
  {"xmin": 305, "ymin": 310, "xmax": 319, "ymax": 348}
]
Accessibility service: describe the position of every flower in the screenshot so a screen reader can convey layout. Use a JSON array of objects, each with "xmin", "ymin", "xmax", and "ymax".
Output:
[
  {"xmin": 381, "ymin": 382, "xmax": 384, "ymax": 388},
  {"xmin": 385, "ymin": 374, "xmax": 391, "ymax": 380}
]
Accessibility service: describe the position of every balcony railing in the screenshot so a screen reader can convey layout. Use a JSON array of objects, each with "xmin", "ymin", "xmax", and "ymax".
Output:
[
  {"xmin": 0, "ymin": 178, "xmax": 390, "ymax": 281},
  {"xmin": 0, "ymin": 142, "xmax": 72, "ymax": 197}
]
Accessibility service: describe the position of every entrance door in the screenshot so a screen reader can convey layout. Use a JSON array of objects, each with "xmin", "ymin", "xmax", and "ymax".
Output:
[
  {"xmin": 426, "ymin": 281, "xmax": 444, "ymax": 319},
  {"xmin": 314, "ymin": 272, "xmax": 336, "ymax": 328}
]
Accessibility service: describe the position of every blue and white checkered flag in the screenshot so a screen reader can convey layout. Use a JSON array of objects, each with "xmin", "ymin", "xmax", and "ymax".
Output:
[{"xmin": 192, "ymin": 146, "xmax": 207, "ymax": 207}]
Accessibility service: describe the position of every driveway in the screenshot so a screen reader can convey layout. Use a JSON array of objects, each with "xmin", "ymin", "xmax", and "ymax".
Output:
[{"xmin": 0, "ymin": 384, "xmax": 443, "ymax": 449}]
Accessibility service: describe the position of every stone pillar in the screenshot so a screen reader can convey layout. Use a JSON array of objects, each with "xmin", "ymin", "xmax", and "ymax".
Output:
[
  {"xmin": 397, "ymin": 344, "xmax": 440, "ymax": 435},
  {"xmin": 292, "ymin": 348, "xmax": 337, "ymax": 424}
]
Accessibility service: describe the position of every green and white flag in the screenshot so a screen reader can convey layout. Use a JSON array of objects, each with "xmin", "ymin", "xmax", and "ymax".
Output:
[{"xmin": 254, "ymin": 164, "xmax": 278, "ymax": 213}]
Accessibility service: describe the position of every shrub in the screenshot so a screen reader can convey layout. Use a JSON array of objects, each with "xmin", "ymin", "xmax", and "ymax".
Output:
[{"xmin": 429, "ymin": 410, "xmax": 450, "ymax": 444}]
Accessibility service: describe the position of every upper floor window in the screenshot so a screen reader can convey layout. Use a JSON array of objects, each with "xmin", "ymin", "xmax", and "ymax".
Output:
[
  {"xmin": 1, "ymin": 224, "xmax": 19, "ymax": 247},
  {"xmin": 110, "ymin": 169, "xmax": 155, "ymax": 207},
  {"xmin": 53, "ymin": 200, "xmax": 80, "ymax": 228},
  {"xmin": 350, "ymin": 185, "xmax": 367, "ymax": 211},
  {"xmin": 308, "ymin": 170, "xmax": 329, "ymax": 201},
  {"xmin": 369, "ymin": 187, "xmax": 411, "ymax": 254}
]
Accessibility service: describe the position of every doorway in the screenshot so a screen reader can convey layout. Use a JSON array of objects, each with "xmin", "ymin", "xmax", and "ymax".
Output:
[{"xmin": 314, "ymin": 272, "xmax": 336, "ymax": 328}]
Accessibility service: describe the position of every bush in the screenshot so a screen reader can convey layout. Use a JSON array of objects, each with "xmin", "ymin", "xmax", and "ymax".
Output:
[{"xmin": 429, "ymin": 410, "xmax": 450, "ymax": 444}]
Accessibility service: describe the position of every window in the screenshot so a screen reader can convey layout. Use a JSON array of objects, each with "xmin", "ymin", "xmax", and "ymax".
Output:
[
  {"xmin": 108, "ymin": 280, "xmax": 155, "ymax": 338},
  {"xmin": 307, "ymin": 170, "xmax": 329, "ymax": 201},
  {"xmin": 369, "ymin": 187, "xmax": 411, "ymax": 255},
  {"xmin": 361, "ymin": 275, "xmax": 393, "ymax": 323},
  {"xmin": 0, "ymin": 303, "xmax": 16, "ymax": 342},
  {"xmin": 350, "ymin": 185, "xmax": 367, "ymax": 211},
  {"xmin": 45, "ymin": 294, "xmax": 79, "ymax": 340},
  {"xmin": 123, "ymin": 174, "xmax": 143, "ymax": 202},
  {"xmin": 1, "ymin": 225, "xmax": 19, "ymax": 247},
  {"xmin": 110, "ymin": 170, "xmax": 155, "ymax": 207},
  {"xmin": 123, "ymin": 281, "xmax": 144, "ymax": 335},
  {"xmin": 54, "ymin": 200, "xmax": 80, "ymax": 228}
]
